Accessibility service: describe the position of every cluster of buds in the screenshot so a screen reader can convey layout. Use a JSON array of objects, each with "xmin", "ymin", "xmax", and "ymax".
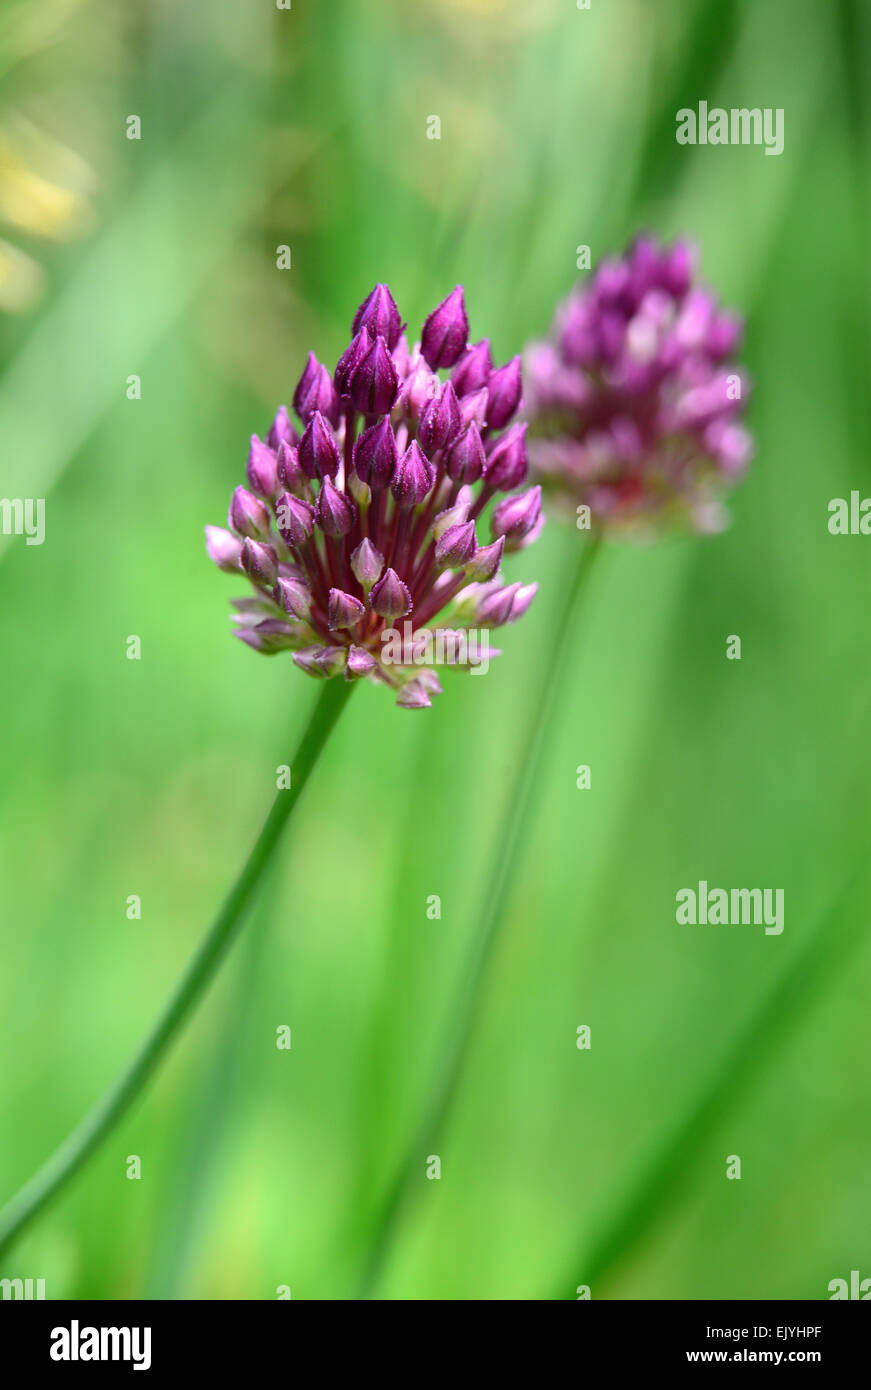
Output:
[
  {"xmin": 206, "ymin": 284, "xmax": 541, "ymax": 707},
  {"xmin": 524, "ymin": 235, "xmax": 752, "ymax": 532}
]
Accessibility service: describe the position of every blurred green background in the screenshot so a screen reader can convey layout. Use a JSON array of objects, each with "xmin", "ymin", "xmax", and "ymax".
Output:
[{"xmin": 1, "ymin": 0, "xmax": 870, "ymax": 1300}]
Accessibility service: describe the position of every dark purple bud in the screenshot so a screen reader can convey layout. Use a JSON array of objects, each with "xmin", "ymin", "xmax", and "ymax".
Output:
[
  {"xmin": 345, "ymin": 644, "xmax": 378, "ymax": 681},
  {"xmin": 352, "ymin": 283, "xmax": 403, "ymax": 351},
  {"xmin": 370, "ymin": 567, "xmax": 412, "ymax": 618},
  {"xmin": 445, "ymin": 422, "xmax": 486, "ymax": 483},
  {"xmin": 435, "ymin": 520, "xmax": 478, "ymax": 570},
  {"xmin": 275, "ymin": 576, "xmax": 312, "ymax": 620},
  {"xmin": 276, "ymin": 440, "xmax": 304, "ymax": 492},
  {"xmin": 392, "ymin": 440, "xmax": 435, "ymax": 507},
  {"xmin": 241, "ymin": 537, "xmax": 279, "ymax": 589},
  {"xmin": 316, "ymin": 475, "xmax": 356, "ymax": 537},
  {"xmin": 328, "ymin": 587, "xmax": 366, "ymax": 630},
  {"xmin": 275, "ymin": 492, "xmax": 315, "ymax": 548},
  {"xmin": 246, "ymin": 434, "xmax": 279, "ymax": 497},
  {"xmin": 205, "ymin": 525, "xmax": 243, "ymax": 573},
  {"xmin": 421, "ymin": 286, "xmax": 469, "ymax": 369},
  {"xmin": 352, "ymin": 417, "xmax": 397, "ymax": 489},
  {"xmin": 350, "ymin": 334, "xmax": 399, "ymax": 415},
  {"xmin": 451, "ymin": 339, "xmax": 493, "ymax": 396},
  {"xmin": 297, "ymin": 363, "xmax": 341, "ymax": 427},
  {"xmin": 490, "ymin": 485, "xmax": 542, "ymax": 551},
  {"xmin": 334, "ymin": 328, "xmax": 371, "ymax": 398},
  {"xmin": 486, "ymin": 355, "xmax": 522, "ymax": 429},
  {"xmin": 298, "ymin": 411, "xmax": 340, "ymax": 479},
  {"xmin": 229, "ymin": 485, "xmax": 271, "ymax": 539},
  {"xmin": 484, "ymin": 422, "xmax": 528, "ymax": 491},
  {"xmin": 419, "ymin": 381, "xmax": 462, "ymax": 454},
  {"xmin": 292, "ymin": 352, "xmax": 320, "ymax": 417},
  {"xmin": 464, "ymin": 534, "xmax": 504, "ymax": 582},
  {"xmin": 267, "ymin": 405, "xmax": 297, "ymax": 450},
  {"xmin": 350, "ymin": 537, "xmax": 384, "ymax": 588}
]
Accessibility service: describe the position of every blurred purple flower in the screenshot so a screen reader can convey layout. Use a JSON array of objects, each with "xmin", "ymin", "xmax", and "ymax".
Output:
[{"xmin": 524, "ymin": 235, "xmax": 753, "ymax": 533}]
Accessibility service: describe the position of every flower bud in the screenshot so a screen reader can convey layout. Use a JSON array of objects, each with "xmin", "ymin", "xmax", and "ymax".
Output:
[
  {"xmin": 316, "ymin": 476, "xmax": 356, "ymax": 537},
  {"xmin": 485, "ymin": 355, "xmax": 522, "ymax": 429},
  {"xmin": 370, "ymin": 567, "xmax": 412, "ymax": 618},
  {"xmin": 205, "ymin": 525, "xmax": 243, "ymax": 572},
  {"xmin": 463, "ymin": 534, "xmax": 504, "ymax": 582},
  {"xmin": 350, "ymin": 334, "xmax": 399, "ymax": 415},
  {"xmin": 435, "ymin": 520, "xmax": 477, "ymax": 570},
  {"xmin": 298, "ymin": 411, "xmax": 340, "ymax": 479},
  {"xmin": 451, "ymin": 339, "xmax": 493, "ymax": 396},
  {"xmin": 421, "ymin": 286, "xmax": 469, "ymax": 368},
  {"xmin": 418, "ymin": 381, "xmax": 462, "ymax": 454},
  {"xmin": 276, "ymin": 439, "xmax": 304, "ymax": 492},
  {"xmin": 236, "ymin": 620, "xmax": 299, "ymax": 654},
  {"xmin": 396, "ymin": 355, "xmax": 439, "ymax": 422},
  {"xmin": 459, "ymin": 386, "xmax": 489, "ymax": 430},
  {"xmin": 445, "ymin": 422, "xmax": 486, "ymax": 484},
  {"xmin": 275, "ymin": 492, "xmax": 315, "ymax": 548},
  {"xmin": 490, "ymin": 485, "xmax": 542, "ymax": 552},
  {"xmin": 352, "ymin": 417, "xmax": 397, "ymax": 489},
  {"xmin": 292, "ymin": 645, "xmax": 346, "ymax": 679},
  {"xmin": 345, "ymin": 644, "xmax": 379, "ymax": 680},
  {"xmin": 246, "ymin": 434, "xmax": 279, "ymax": 497},
  {"xmin": 396, "ymin": 678, "xmax": 432, "ymax": 709},
  {"xmin": 297, "ymin": 363, "xmax": 341, "ymax": 427},
  {"xmin": 292, "ymin": 352, "xmax": 319, "ymax": 417},
  {"xmin": 328, "ymin": 587, "xmax": 366, "ymax": 630},
  {"xmin": 274, "ymin": 576, "xmax": 312, "ymax": 620},
  {"xmin": 350, "ymin": 537, "xmax": 384, "ymax": 589},
  {"xmin": 509, "ymin": 582, "xmax": 538, "ymax": 622},
  {"xmin": 352, "ymin": 283, "xmax": 403, "ymax": 350},
  {"xmin": 267, "ymin": 405, "xmax": 297, "ymax": 450},
  {"xmin": 347, "ymin": 470, "xmax": 371, "ymax": 509},
  {"xmin": 334, "ymin": 328, "xmax": 371, "ymax": 398},
  {"xmin": 476, "ymin": 580, "xmax": 521, "ymax": 627},
  {"xmin": 392, "ymin": 440, "xmax": 435, "ymax": 507},
  {"xmin": 432, "ymin": 500, "xmax": 470, "ymax": 540},
  {"xmin": 484, "ymin": 422, "xmax": 528, "ymax": 491},
  {"xmin": 229, "ymin": 485, "xmax": 271, "ymax": 539},
  {"xmin": 240, "ymin": 537, "xmax": 279, "ymax": 589}
]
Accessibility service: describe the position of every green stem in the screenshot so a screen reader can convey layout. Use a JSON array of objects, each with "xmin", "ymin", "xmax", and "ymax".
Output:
[
  {"xmin": 357, "ymin": 534, "xmax": 603, "ymax": 1297},
  {"xmin": 0, "ymin": 677, "xmax": 355, "ymax": 1257}
]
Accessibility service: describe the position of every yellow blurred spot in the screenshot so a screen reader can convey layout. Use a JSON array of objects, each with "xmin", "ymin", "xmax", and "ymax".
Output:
[{"xmin": 0, "ymin": 238, "xmax": 45, "ymax": 312}]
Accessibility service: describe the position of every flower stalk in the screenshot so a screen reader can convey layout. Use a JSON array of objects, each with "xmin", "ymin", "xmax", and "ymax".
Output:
[
  {"xmin": 0, "ymin": 678, "xmax": 354, "ymax": 1257},
  {"xmin": 357, "ymin": 535, "xmax": 602, "ymax": 1297}
]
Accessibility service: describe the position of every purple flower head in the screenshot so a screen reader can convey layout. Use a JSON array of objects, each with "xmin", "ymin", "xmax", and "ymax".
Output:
[
  {"xmin": 208, "ymin": 284, "xmax": 540, "ymax": 706},
  {"xmin": 523, "ymin": 234, "xmax": 753, "ymax": 533}
]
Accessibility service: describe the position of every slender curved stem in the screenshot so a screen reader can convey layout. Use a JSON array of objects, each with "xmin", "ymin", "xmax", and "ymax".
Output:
[
  {"xmin": 0, "ymin": 677, "xmax": 355, "ymax": 1257},
  {"xmin": 357, "ymin": 535, "xmax": 603, "ymax": 1297}
]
